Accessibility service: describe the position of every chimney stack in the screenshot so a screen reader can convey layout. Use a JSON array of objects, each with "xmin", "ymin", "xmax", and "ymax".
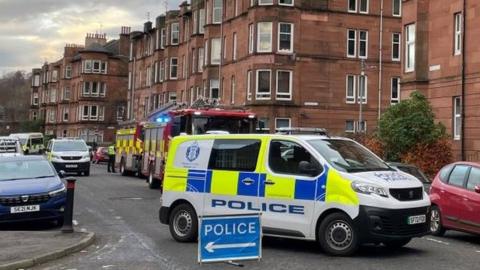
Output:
[
  {"xmin": 85, "ymin": 33, "xmax": 107, "ymax": 47},
  {"xmin": 120, "ymin": 26, "xmax": 131, "ymax": 35}
]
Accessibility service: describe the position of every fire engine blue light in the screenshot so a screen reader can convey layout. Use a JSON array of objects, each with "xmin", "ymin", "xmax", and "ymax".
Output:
[{"xmin": 155, "ymin": 116, "xmax": 170, "ymax": 123}]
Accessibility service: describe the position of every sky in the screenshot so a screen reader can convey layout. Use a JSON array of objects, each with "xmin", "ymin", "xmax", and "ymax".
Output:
[{"xmin": 0, "ymin": 0, "xmax": 183, "ymax": 76}]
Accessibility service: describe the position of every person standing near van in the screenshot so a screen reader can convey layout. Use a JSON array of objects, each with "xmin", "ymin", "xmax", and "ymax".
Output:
[{"xmin": 107, "ymin": 144, "xmax": 116, "ymax": 173}]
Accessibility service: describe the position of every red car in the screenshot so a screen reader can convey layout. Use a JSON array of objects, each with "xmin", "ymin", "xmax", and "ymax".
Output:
[
  {"xmin": 430, "ymin": 162, "xmax": 480, "ymax": 236},
  {"xmin": 93, "ymin": 147, "xmax": 109, "ymax": 164}
]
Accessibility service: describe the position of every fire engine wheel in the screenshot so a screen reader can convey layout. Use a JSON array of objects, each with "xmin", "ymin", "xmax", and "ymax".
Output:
[
  {"xmin": 169, "ymin": 203, "xmax": 198, "ymax": 242},
  {"xmin": 148, "ymin": 166, "xmax": 160, "ymax": 189}
]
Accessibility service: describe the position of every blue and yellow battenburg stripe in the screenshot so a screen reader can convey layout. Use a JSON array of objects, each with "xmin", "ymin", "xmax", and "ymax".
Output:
[{"xmin": 164, "ymin": 166, "xmax": 330, "ymax": 202}]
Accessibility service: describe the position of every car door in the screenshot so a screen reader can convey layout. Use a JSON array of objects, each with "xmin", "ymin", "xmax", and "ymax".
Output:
[
  {"xmin": 464, "ymin": 166, "xmax": 480, "ymax": 233},
  {"xmin": 441, "ymin": 165, "xmax": 470, "ymax": 229},
  {"xmin": 260, "ymin": 139, "xmax": 322, "ymax": 239},
  {"xmin": 202, "ymin": 138, "xmax": 262, "ymax": 217}
]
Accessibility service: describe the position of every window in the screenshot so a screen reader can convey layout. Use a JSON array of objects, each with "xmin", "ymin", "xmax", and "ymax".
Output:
[
  {"xmin": 392, "ymin": 0, "xmax": 401, "ymax": 16},
  {"xmin": 199, "ymin": 9, "xmax": 205, "ymax": 34},
  {"xmin": 256, "ymin": 70, "xmax": 271, "ymax": 99},
  {"xmin": 65, "ymin": 65, "xmax": 72, "ymax": 79},
  {"xmin": 211, "ymin": 38, "xmax": 221, "ymax": 65},
  {"xmin": 154, "ymin": 62, "xmax": 159, "ymax": 83},
  {"xmin": 32, "ymin": 111, "xmax": 38, "ymax": 120},
  {"xmin": 182, "ymin": 55, "xmax": 187, "ymax": 78},
  {"xmin": 210, "ymin": 79, "xmax": 220, "ymax": 99},
  {"xmin": 405, "ymin": 24, "xmax": 416, "ymax": 72},
  {"xmin": 208, "ymin": 139, "xmax": 261, "ymax": 172},
  {"xmin": 269, "ymin": 140, "xmax": 319, "ymax": 177},
  {"xmin": 223, "ymin": 36, "xmax": 227, "ymax": 60},
  {"xmin": 213, "ymin": 0, "xmax": 223, "ymax": 24},
  {"xmin": 392, "ymin": 33, "xmax": 401, "ymax": 61},
  {"xmin": 454, "ymin": 13, "xmax": 462, "ymax": 55},
  {"xmin": 100, "ymin": 82, "xmax": 106, "ymax": 97},
  {"xmin": 91, "ymin": 82, "xmax": 99, "ymax": 96},
  {"xmin": 231, "ymin": 76, "xmax": 236, "ymax": 104},
  {"xmin": 391, "ymin": 77, "xmax": 400, "ymax": 104},
  {"xmin": 204, "ymin": 40, "xmax": 209, "ymax": 66},
  {"xmin": 279, "ymin": 0, "xmax": 294, "ymax": 6},
  {"xmin": 171, "ymin": 23, "xmax": 179, "ymax": 45},
  {"xmin": 234, "ymin": 0, "xmax": 239, "ymax": 16},
  {"xmin": 278, "ymin": 23, "xmax": 293, "ymax": 53},
  {"xmin": 101, "ymin": 62, "xmax": 107, "ymax": 74},
  {"xmin": 276, "ymin": 70, "xmax": 292, "ymax": 100},
  {"xmin": 63, "ymin": 87, "xmax": 71, "ymax": 100},
  {"xmin": 82, "ymin": 106, "xmax": 89, "ymax": 120},
  {"xmin": 358, "ymin": 75, "xmax": 367, "ymax": 104},
  {"xmin": 99, "ymin": 106, "xmax": 105, "ymax": 121},
  {"xmin": 346, "ymin": 120, "xmax": 355, "ymax": 133},
  {"xmin": 159, "ymin": 61, "xmax": 164, "ymax": 82},
  {"xmin": 249, "ymin": 24, "xmax": 255, "ymax": 54},
  {"xmin": 347, "ymin": 30, "xmax": 356, "ymax": 57},
  {"xmin": 467, "ymin": 167, "xmax": 480, "ymax": 191},
  {"xmin": 275, "ymin": 118, "xmax": 291, "ymax": 129},
  {"xmin": 358, "ymin": 30, "xmax": 368, "ymax": 58},
  {"xmin": 257, "ymin": 22, "xmax": 272, "ymax": 52},
  {"xmin": 33, "ymin": 93, "xmax": 39, "ymax": 105},
  {"xmin": 448, "ymin": 165, "xmax": 468, "ymax": 187},
  {"xmin": 348, "ymin": 0, "xmax": 357, "ymax": 12},
  {"xmin": 346, "ymin": 75, "xmax": 356, "ymax": 103},
  {"xmin": 92, "ymin": 60, "xmax": 101, "ymax": 73},
  {"xmin": 359, "ymin": 0, "xmax": 368, "ymax": 13},
  {"xmin": 50, "ymin": 89, "xmax": 56, "ymax": 103},
  {"xmin": 358, "ymin": 120, "xmax": 367, "ymax": 132},
  {"xmin": 193, "ymin": 10, "xmax": 198, "ymax": 34},
  {"xmin": 192, "ymin": 49, "xmax": 196, "ymax": 74},
  {"xmin": 233, "ymin": 33, "xmax": 237, "ymax": 60},
  {"xmin": 32, "ymin": 74, "xmax": 40, "ymax": 86},
  {"xmin": 51, "ymin": 70, "xmax": 58, "ymax": 82},
  {"xmin": 63, "ymin": 108, "xmax": 69, "ymax": 122},
  {"xmin": 90, "ymin": 105, "xmax": 98, "ymax": 120},
  {"xmin": 247, "ymin": 70, "xmax": 252, "ymax": 100},
  {"xmin": 454, "ymin": 96, "xmax": 462, "ymax": 140},
  {"xmin": 170, "ymin": 58, "xmax": 178, "ymax": 79},
  {"xmin": 198, "ymin": 48, "xmax": 204, "ymax": 72},
  {"xmin": 259, "ymin": 0, "xmax": 273, "ymax": 5},
  {"xmin": 161, "ymin": 28, "xmax": 166, "ymax": 48}
]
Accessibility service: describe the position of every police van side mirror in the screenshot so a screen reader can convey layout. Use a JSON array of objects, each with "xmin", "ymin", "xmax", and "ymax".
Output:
[{"xmin": 299, "ymin": 161, "xmax": 321, "ymax": 177}]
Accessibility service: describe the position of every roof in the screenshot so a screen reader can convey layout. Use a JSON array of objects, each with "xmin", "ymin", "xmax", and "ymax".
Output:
[{"xmin": 80, "ymin": 42, "xmax": 113, "ymax": 55}]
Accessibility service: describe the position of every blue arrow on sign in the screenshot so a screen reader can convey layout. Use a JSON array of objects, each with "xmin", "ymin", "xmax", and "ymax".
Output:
[{"xmin": 199, "ymin": 214, "xmax": 261, "ymax": 263}]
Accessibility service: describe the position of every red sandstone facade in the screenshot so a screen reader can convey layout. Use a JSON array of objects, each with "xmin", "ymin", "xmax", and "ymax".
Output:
[
  {"xmin": 128, "ymin": 0, "xmax": 402, "ymax": 135},
  {"xmin": 30, "ymin": 29, "xmax": 130, "ymax": 143},
  {"xmin": 402, "ymin": 0, "xmax": 480, "ymax": 160}
]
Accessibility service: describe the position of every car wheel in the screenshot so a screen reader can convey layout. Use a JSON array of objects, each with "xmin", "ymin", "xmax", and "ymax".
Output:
[
  {"xmin": 430, "ymin": 206, "xmax": 446, "ymax": 236},
  {"xmin": 383, "ymin": 238, "xmax": 411, "ymax": 249},
  {"xmin": 120, "ymin": 159, "xmax": 128, "ymax": 176},
  {"xmin": 169, "ymin": 203, "xmax": 198, "ymax": 242},
  {"xmin": 318, "ymin": 212, "xmax": 358, "ymax": 256},
  {"xmin": 148, "ymin": 166, "xmax": 160, "ymax": 189}
]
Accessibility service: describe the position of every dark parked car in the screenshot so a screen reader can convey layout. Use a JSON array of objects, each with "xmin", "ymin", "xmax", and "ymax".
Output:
[
  {"xmin": 430, "ymin": 162, "xmax": 480, "ymax": 236},
  {"xmin": 388, "ymin": 162, "xmax": 431, "ymax": 193},
  {"xmin": 0, "ymin": 156, "xmax": 66, "ymax": 224}
]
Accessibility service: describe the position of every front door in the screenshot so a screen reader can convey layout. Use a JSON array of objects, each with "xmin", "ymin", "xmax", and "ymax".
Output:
[
  {"xmin": 442, "ymin": 165, "xmax": 470, "ymax": 229},
  {"xmin": 260, "ymin": 139, "xmax": 322, "ymax": 239}
]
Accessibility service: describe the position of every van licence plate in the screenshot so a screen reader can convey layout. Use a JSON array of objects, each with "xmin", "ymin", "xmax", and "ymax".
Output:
[
  {"xmin": 65, "ymin": 164, "xmax": 78, "ymax": 168},
  {"xmin": 11, "ymin": 205, "xmax": 40, "ymax": 214},
  {"xmin": 407, "ymin": 214, "xmax": 426, "ymax": 225}
]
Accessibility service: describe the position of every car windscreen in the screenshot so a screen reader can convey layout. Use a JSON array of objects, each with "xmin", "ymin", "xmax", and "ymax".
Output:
[
  {"xmin": 52, "ymin": 141, "xmax": 88, "ymax": 152},
  {"xmin": 192, "ymin": 116, "xmax": 253, "ymax": 134},
  {"xmin": 18, "ymin": 138, "xmax": 27, "ymax": 145},
  {"xmin": 0, "ymin": 159, "xmax": 55, "ymax": 181},
  {"xmin": 308, "ymin": 139, "xmax": 393, "ymax": 173}
]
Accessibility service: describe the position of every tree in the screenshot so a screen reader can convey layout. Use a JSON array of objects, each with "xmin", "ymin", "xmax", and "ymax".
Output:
[{"xmin": 377, "ymin": 91, "xmax": 447, "ymax": 161}]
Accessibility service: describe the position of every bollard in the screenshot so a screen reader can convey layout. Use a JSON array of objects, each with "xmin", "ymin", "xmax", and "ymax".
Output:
[{"xmin": 61, "ymin": 177, "xmax": 76, "ymax": 233}]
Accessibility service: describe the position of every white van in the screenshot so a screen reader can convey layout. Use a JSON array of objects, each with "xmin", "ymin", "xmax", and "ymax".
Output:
[
  {"xmin": 0, "ymin": 137, "xmax": 23, "ymax": 156},
  {"xmin": 46, "ymin": 138, "xmax": 91, "ymax": 176},
  {"xmin": 159, "ymin": 134, "xmax": 431, "ymax": 256},
  {"xmin": 9, "ymin": 133, "xmax": 44, "ymax": 154}
]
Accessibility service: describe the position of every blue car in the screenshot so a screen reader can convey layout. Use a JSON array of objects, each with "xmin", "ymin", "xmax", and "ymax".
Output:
[{"xmin": 0, "ymin": 156, "xmax": 66, "ymax": 224}]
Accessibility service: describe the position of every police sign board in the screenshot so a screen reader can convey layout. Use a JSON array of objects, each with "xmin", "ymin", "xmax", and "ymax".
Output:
[{"xmin": 198, "ymin": 214, "xmax": 261, "ymax": 263}]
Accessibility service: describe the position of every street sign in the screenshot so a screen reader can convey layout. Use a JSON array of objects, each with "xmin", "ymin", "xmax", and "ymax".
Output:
[{"xmin": 198, "ymin": 214, "xmax": 261, "ymax": 263}]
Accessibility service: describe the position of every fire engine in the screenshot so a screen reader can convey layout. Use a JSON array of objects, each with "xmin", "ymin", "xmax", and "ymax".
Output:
[{"xmin": 115, "ymin": 101, "xmax": 257, "ymax": 189}]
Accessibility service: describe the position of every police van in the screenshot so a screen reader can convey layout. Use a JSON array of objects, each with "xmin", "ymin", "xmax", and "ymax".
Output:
[{"xmin": 159, "ymin": 134, "xmax": 431, "ymax": 256}]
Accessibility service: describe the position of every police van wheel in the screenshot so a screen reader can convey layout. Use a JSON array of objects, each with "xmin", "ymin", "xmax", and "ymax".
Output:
[
  {"xmin": 318, "ymin": 213, "xmax": 358, "ymax": 256},
  {"xmin": 169, "ymin": 204, "xmax": 198, "ymax": 242}
]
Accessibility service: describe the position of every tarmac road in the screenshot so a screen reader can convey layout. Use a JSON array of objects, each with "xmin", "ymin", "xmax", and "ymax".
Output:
[{"xmin": 31, "ymin": 164, "xmax": 480, "ymax": 270}]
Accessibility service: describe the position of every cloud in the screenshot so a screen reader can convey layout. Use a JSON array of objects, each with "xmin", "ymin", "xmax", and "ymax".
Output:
[{"xmin": 0, "ymin": 0, "xmax": 183, "ymax": 74}]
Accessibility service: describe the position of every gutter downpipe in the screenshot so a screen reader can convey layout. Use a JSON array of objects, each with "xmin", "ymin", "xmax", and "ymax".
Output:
[
  {"xmin": 378, "ymin": 0, "xmax": 384, "ymax": 121},
  {"xmin": 461, "ymin": 0, "xmax": 466, "ymax": 160}
]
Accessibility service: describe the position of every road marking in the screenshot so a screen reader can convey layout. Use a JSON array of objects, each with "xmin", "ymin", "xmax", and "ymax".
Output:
[
  {"xmin": 425, "ymin": 237, "xmax": 450, "ymax": 245},
  {"xmin": 73, "ymin": 220, "xmax": 78, "ymax": 226},
  {"xmin": 476, "ymin": 250, "xmax": 480, "ymax": 253},
  {"xmin": 115, "ymin": 216, "xmax": 122, "ymax": 220},
  {"xmin": 102, "ymin": 265, "xmax": 116, "ymax": 269}
]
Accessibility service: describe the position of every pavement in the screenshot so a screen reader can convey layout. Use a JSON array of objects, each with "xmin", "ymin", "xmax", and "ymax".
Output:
[
  {"xmin": 0, "ymin": 231, "xmax": 95, "ymax": 270},
  {"xmin": 3, "ymin": 164, "xmax": 478, "ymax": 270}
]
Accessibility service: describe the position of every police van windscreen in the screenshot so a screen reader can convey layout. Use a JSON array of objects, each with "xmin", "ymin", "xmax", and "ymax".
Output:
[
  {"xmin": 308, "ymin": 139, "xmax": 393, "ymax": 173},
  {"xmin": 53, "ymin": 141, "xmax": 88, "ymax": 152},
  {"xmin": 192, "ymin": 117, "xmax": 253, "ymax": 134}
]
